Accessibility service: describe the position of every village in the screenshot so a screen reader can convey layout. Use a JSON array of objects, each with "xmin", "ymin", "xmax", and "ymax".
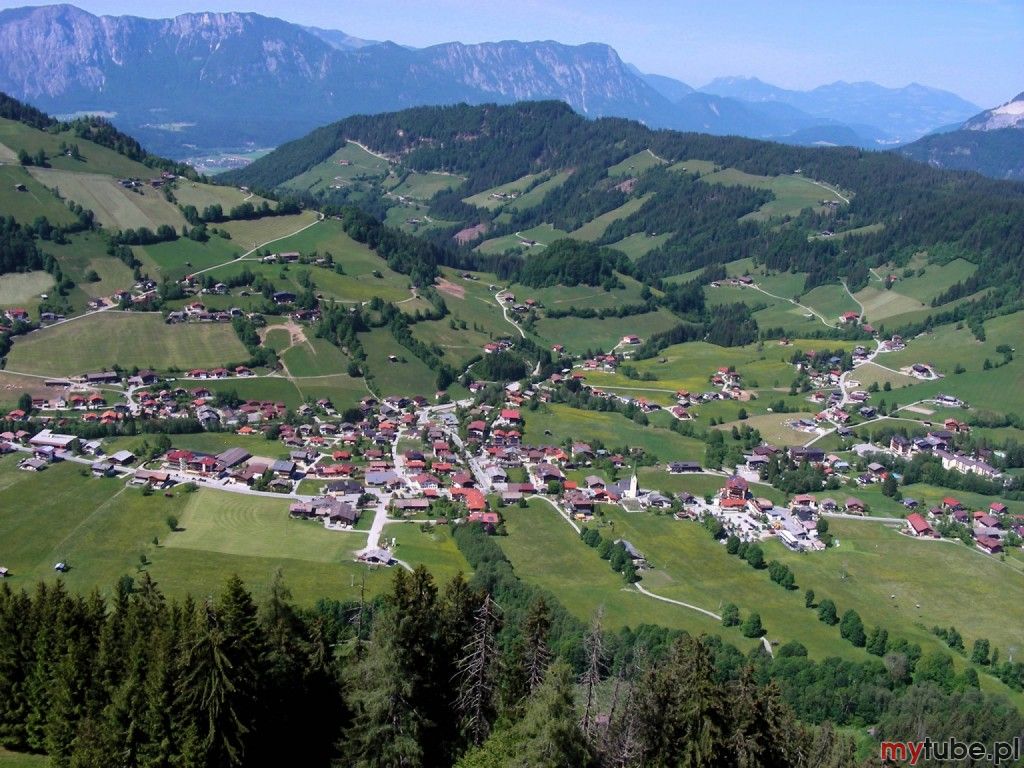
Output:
[{"xmin": 2, "ymin": 311, "xmax": 1020, "ymax": 580}]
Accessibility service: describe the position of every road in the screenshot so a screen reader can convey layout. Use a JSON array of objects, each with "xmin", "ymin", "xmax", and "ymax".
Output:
[
  {"xmin": 822, "ymin": 512, "xmax": 905, "ymax": 524},
  {"xmin": 749, "ymin": 283, "xmax": 837, "ymax": 329},
  {"xmin": 632, "ymin": 583, "xmax": 722, "ymax": 621},
  {"xmin": 188, "ymin": 212, "xmax": 325, "ymax": 279},
  {"xmin": 493, "ymin": 289, "xmax": 526, "ymax": 338}
]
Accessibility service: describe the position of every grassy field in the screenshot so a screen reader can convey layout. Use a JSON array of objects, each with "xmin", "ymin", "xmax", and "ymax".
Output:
[
  {"xmin": 290, "ymin": 373, "xmax": 371, "ymax": 411},
  {"xmin": 607, "ymin": 149, "xmax": 666, "ymax": 177},
  {"xmin": 476, "ymin": 223, "xmax": 571, "ymax": 256},
  {"xmin": 522, "ymin": 403, "xmax": 705, "ymax": 462},
  {"xmin": 606, "ymin": 232, "xmax": 671, "ymax": 259},
  {"xmin": 0, "ymin": 163, "xmax": 78, "ymax": 225},
  {"xmin": 0, "ymin": 118, "xmax": 153, "ymax": 178},
  {"xmin": 382, "ymin": 523, "xmax": 472, "ymax": 585},
  {"xmin": 766, "ymin": 518, "xmax": 1024, "ymax": 666},
  {"xmin": 754, "ymin": 271, "xmax": 808, "ymax": 299},
  {"xmin": 798, "ymin": 283, "xmax": 859, "ymax": 321},
  {"xmin": 532, "ymin": 307, "xmax": 680, "ymax": 354},
  {"xmin": 282, "ymin": 338, "xmax": 350, "ymax": 377},
  {"xmin": 6, "ymin": 312, "xmax": 248, "ymax": 375},
  {"xmin": 570, "ymin": 194, "xmax": 653, "ymax": 240},
  {"xmin": 218, "ymin": 212, "xmax": 320, "ymax": 249},
  {"xmin": 847, "ymin": 362, "xmax": 918, "ymax": 391},
  {"xmin": 138, "ymin": 234, "xmax": 243, "ymax": 281},
  {"xmin": 0, "ymin": 271, "xmax": 54, "ymax": 310},
  {"xmin": 499, "ymin": 500, "xmax": 733, "ymax": 637},
  {"xmin": 462, "ymin": 172, "xmax": 546, "ymax": 210},
  {"xmin": 893, "ymin": 258, "xmax": 977, "ymax": 304},
  {"xmin": 390, "ymin": 172, "xmax": 461, "ymax": 200},
  {"xmin": 173, "ymin": 181, "xmax": 268, "ymax": 212},
  {"xmin": 0, "ymin": 748, "xmax": 47, "ymax": 767},
  {"xmin": 715, "ymin": 412, "xmax": 820, "ymax": 446},
  {"xmin": 668, "ymin": 159, "xmax": 719, "ymax": 176},
  {"xmin": 28, "ymin": 168, "xmax": 187, "ymax": 230},
  {"xmin": 702, "ymin": 167, "xmax": 847, "ymax": 222},
  {"xmin": 508, "ymin": 170, "xmax": 573, "ymax": 210},
  {"xmin": 360, "ymin": 327, "xmax": 441, "ymax": 398},
  {"xmin": 853, "ymin": 285, "xmax": 927, "ymax": 322},
  {"xmin": 280, "ymin": 142, "xmax": 391, "ymax": 194},
  {"xmin": 46, "ymin": 231, "xmax": 135, "ymax": 299}
]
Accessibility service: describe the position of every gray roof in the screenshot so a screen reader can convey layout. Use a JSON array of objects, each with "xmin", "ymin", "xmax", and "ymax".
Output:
[
  {"xmin": 216, "ymin": 447, "xmax": 251, "ymax": 467},
  {"xmin": 270, "ymin": 459, "xmax": 296, "ymax": 474}
]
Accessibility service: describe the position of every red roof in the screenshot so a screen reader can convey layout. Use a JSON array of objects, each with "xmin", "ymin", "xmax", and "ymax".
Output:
[
  {"xmin": 500, "ymin": 409, "xmax": 521, "ymax": 421},
  {"xmin": 906, "ymin": 513, "xmax": 932, "ymax": 535}
]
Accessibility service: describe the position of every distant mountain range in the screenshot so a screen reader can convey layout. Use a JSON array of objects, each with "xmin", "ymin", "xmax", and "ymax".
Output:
[
  {"xmin": 899, "ymin": 93, "xmax": 1024, "ymax": 180},
  {"xmin": 0, "ymin": 4, "xmax": 987, "ymax": 160}
]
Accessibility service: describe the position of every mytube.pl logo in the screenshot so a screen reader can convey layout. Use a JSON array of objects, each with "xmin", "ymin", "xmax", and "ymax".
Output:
[{"xmin": 880, "ymin": 738, "xmax": 1021, "ymax": 765}]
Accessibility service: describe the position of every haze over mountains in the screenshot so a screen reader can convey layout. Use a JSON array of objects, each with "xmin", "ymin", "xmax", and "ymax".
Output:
[
  {"xmin": 899, "ymin": 92, "xmax": 1024, "ymax": 180},
  {"xmin": 0, "ymin": 3, "xmax": 993, "ymax": 163}
]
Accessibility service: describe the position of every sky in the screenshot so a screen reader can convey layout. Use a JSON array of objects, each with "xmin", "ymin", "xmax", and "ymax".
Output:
[{"xmin": 7, "ymin": 0, "xmax": 1023, "ymax": 106}]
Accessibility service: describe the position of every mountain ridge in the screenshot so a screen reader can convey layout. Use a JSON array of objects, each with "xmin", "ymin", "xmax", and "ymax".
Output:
[{"xmin": 0, "ymin": 4, "xmax": 988, "ymax": 159}]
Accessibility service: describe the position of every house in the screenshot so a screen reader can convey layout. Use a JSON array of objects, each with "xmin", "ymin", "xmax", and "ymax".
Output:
[
  {"xmin": 91, "ymin": 461, "xmax": 115, "ymax": 477},
  {"xmin": 789, "ymin": 446, "xmax": 825, "ymax": 464},
  {"xmin": 844, "ymin": 497, "xmax": 866, "ymax": 514},
  {"xmin": 108, "ymin": 450, "xmax": 136, "ymax": 466},
  {"xmin": 621, "ymin": 334, "xmax": 641, "ymax": 345},
  {"xmin": 840, "ymin": 311, "xmax": 859, "ymax": 324},
  {"xmin": 270, "ymin": 459, "xmax": 296, "ymax": 477},
  {"xmin": 905, "ymin": 513, "xmax": 934, "ymax": 537},
  {"xmin": 976, "ymin": 535, "xmax": 1003, "ymax": 555},
  {"xmin": 359, "ymin": 548, "xmax": 394, "ymax": 565},
  {"xmin": 720, "ymin": 476, "xmax": 749, "ymax": 508},
  {"xmin": 668, "ymin": 461, "xmax": 702, "ymax": 473},
  {"xmin": 272, "ymin": 291, "xmax": 297, "ymax": 304},
  {"xmin": 614, "ymin": 539, "xmax": 646, "ymax": 566}
]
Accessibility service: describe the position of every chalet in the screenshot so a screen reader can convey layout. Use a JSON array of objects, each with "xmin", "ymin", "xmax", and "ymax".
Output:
[
  {"xmin": 621, "ymin": 334, "xmax": 641, "ymax": 345},
  {"xmin": 19, "ymin": 457, "xmax": 47, "ymax": 472},
  {"xmin": 840, "ymin": 311, "xmax": 859, "ymax": 324},
  {"xmin": 391, "ymin": 498, "xmax": 431, "ymax": 514},
  {"xmin": 91, "ymin": 461, "xmax": 115, "ymax": 478},
  {"xmin": 272, "ymin": 291, "xmax": 296, "ymax": 304},
  {"xmin": 905, "ymin": 513, "xmax": 934, "ymax": 537},
  {"xmin": 720, "ymin": 476, "xmax": 749, "ymax": 509},
  {"xmin": 976, "ymin": 535, "xmax": 1003, "ymax": 555},
  {"xmin": 85, "ymin": 371, "xmax": 120, "ymax": 385},
  {"xmin": 789, "ymin": 446, "xmax": 824, "ymax": 464},
  {"xmin": 990, "ymin": 502, "xmax": 1008, "ymax": 515},
  {"xmin": 890, "ymin": 434, "xmax": 913, "ymax": 457},
  {"xmin": 844, "ymin": 497, "xmax": 866, "ymax": 515},
  {"xmin": 359, "ymin": 548, "xmax": 394, "ymax": 566},
  {"xmin": 215, "ymin": 447, "xmax": 251, "ymax": 470},
  {"xmin": 565, "ymin": 494, "xmax": 595, "ymax": 516},
  {"xmin": 108, "ymin": 450, "xmax": 136, "ymax": 466},
  {"xmin": 668, "ymin": 461, "xmax": 702, "ymax": 473}
]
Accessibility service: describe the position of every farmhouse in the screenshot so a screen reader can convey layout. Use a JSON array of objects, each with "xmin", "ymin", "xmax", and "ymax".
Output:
[
  {"xmin": 720, "ymin": 476, "xmax": 749, "ymax": 509},
  {"xmin": 905, "ymin": 513, "xmax": 935, "ymax": 538}
]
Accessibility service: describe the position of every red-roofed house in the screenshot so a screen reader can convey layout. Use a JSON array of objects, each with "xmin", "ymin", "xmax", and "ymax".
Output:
[{"xmin": 905, "ymin": 513, "xmax": 934, "ymax": 537}]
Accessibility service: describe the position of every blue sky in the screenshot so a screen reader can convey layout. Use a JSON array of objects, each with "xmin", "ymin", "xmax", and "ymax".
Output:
[{"xmin": 10, "ymin": 0, "xmax": 1023, "ymax": 106}]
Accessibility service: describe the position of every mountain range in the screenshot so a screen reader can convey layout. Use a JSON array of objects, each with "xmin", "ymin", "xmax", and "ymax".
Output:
[
  {"xmin": 0, "ymin": 4, "xmax": 991, "ymax": 163},
  {"xmin": 899, "ymin": 93, "xmax": 1024, "ymax": 180}
]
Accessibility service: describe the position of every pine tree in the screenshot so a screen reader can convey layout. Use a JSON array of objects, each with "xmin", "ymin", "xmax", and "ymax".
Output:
[{"xmin": 579, "ymin": 609, "xmax": 606, "ymax": 742}]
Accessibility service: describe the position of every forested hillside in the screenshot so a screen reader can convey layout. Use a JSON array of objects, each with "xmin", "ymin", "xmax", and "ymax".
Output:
[
  {"xmin": 226, "ymin": 101, "xmax": 1024, "ymax": 315},
  {"xmin": 3, "ymin": 526, "xmax": 1021, "ymax": 768}
]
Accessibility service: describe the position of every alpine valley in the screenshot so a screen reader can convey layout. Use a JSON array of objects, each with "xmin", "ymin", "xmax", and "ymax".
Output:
[{"xmin": 0, "ymin": 7, "xmax": 1023, "ymax": 768}]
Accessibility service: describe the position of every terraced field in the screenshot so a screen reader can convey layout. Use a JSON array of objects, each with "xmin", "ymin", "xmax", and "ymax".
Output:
[
  {"xmin": 279, "ymin": 142, "xmax": 391, "ymax": 194},
  {"xmin": 607, "ymin": 231, "xmax": 670, "ymax": 259},
  {"xmin": 702, "ymin": 167, "xmax": 847, "ymax": 222}
]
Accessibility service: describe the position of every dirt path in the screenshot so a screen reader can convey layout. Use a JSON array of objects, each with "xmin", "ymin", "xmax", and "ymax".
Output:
[{"xmin": 750, "ymin": 283, "xmax": 837, "ymax": 328}]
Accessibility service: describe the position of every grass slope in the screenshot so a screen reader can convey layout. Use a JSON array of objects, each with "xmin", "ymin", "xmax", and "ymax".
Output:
[{"xmin": 6, "ymin": 312, "xmax": 247, "ymax": 375}]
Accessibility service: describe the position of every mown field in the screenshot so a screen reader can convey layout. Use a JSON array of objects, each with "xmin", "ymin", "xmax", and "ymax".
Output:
[
  {"xmin": 570, "ymin": 194, "xmax": 654, "ymax": 241},
  {"xmin": 0, "ymin": 164, "xmax": 78, "ymax": 225},
  {"xmin": 280, "ymin": 142, "xmax": 391, "ymax": 194},
  {"xmin": 701, "ymin": 167, "xmax": 847, "ymax": 222},
  {"xmin": 28, "ymin": 168, "xmax": 186, "ymax": 230},
  {"xmin": 0, "ymin": 270, "xmax": 53, "ymax": 310},
  {"xmin": 499, "ymin": 500, "xmax": 734, "ymax": 638},
  {"xmin": 521, "ymin": 403, "xmax": 705, "ymax": 462},
  {"xmin": 607, "ymin": 231, "xmax": 670, "ymax": 259},
  {"xmin": 462, "ymin": 172, "xmax": 546, "ymax": 210},
  {"xmin": 47, "ymin": 231, "xmax": 135, "ymax": 300},
  {"xmin": 6, "ymin": 312, "xmax": 247, "ymax": 375},
  {"xmin": 382, "ymin": 523, "xmax": 471, "ymax": 585},
  {"xmin": 476, "ymin": 223, "xmax": 571, "ymax": 256},
  {"xmin": 0, "ymin": 118, "xmax": 153, "ymax": 178},
  {"xmin": 607, "ymin": 149, "xmax": 666, "ymax": 177},
  {"xmin": 281, "ymin": 338, "xmax": 350, "ymax": 377},
  {"xmin": 532, "ymin": 307, "xmax": 680, "ymax": 354}
]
